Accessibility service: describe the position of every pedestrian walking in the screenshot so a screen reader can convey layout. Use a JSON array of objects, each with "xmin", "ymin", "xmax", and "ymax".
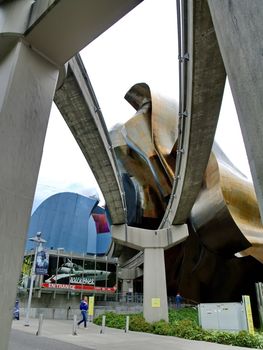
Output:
[
  {"xmin": 13, "ymin": 300, "xmax": 20, "ymax": 320},
  {"xmin": 77, "ymin": 296, "xmax": 88, "ymax": 328},
  {"xmin": 175, "ymin": 292, "xmax": 183, "ymax": 309}
]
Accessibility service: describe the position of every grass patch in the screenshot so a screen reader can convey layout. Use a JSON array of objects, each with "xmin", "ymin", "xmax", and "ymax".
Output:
[{"xmin": 93, "ymin": 308, "xmax": 263, "ymax": 348}]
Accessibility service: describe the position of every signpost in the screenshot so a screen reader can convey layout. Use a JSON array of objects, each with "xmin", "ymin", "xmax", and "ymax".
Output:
[
  {"xmin": 242, "ymin": 295, "xmax": 255, "ymax": 335},
  {"xmin": 24, "ymin": 232, "xmax": 47, "ymax": 326},
  {"xmin": 88, "ymin": 296, "xmax": 95, "ymax": 322}
]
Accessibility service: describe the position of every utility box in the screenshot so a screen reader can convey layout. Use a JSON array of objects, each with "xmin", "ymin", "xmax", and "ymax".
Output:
[{"xmin": 198, "ymin": 302, "xmax": 248, "ymax": 332}]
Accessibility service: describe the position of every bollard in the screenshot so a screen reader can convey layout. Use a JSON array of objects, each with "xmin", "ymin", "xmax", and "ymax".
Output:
[
  {"xmin": 72, "ymin": 314, "xmax": 78, "ymax": 335},
  {"xmin": 100, "ymin": 315, "xmax": 106, "ymax": 334},
  {"xmin": 125, "ymin": 315, "xmax": 129, "ymax": 333},
  {"xmin": 36, "ymin": 314, "xmax": 43, "ymax": 336}
]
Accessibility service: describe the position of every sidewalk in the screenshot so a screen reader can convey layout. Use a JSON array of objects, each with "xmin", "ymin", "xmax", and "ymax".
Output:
[{"xmin": 11, "ymin": 318, "xmax": 258, "ymax": 350}]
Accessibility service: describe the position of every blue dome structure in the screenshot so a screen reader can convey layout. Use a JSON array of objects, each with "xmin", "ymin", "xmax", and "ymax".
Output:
[{"xmin": 26, "ymin": 192, "xmax": 111, "ymax": 255}]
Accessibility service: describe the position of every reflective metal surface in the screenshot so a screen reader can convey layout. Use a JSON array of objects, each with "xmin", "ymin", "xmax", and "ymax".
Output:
[
  {"xmin": 111, "ymin": 83, "xmax": 263, "ymax": 264},
  {"xmin": 110, "ymin": 83, "xmax": 178, "ymax": 228},
  {"xmin": 191, "ymin": 143, "xmax": 263, "ymax": 262},
  {"xmin": 110, "ymin": 83, "xmax": 263, "ymax": 314}
]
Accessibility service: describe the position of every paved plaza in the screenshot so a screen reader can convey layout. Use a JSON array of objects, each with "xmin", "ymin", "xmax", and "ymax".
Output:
[{"xmin": 10, "ymin": 318, "xmax": 259, "ymax": 350}]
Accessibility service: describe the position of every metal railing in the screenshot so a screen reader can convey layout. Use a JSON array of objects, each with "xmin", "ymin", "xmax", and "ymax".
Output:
[
  {"xmin": 96, "ymin": 292, "xmax": 198, "ymax": 307},
  {"xmin": 95, "ymin": 292, "xmax": 144, "ymax": 304}
]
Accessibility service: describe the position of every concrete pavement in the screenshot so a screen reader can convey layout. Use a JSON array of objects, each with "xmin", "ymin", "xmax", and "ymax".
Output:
[
  {"xmin": 9, "ymin": 329, "xmax": 89, "ymax": 350},
  {"xmin": 11, "ymin": 318, "xmax": 259, "ymax": 350}
]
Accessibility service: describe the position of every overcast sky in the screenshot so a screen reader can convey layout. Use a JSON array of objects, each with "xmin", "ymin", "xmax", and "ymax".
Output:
[{"xmin": 33, "ymin": 0, "xmax": 251, "ymax": 212}]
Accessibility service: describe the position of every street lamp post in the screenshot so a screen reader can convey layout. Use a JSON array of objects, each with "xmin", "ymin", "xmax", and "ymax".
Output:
[
  {"xmin": 94, "ymin": 254, "xmax": 97, "ymax": 290},
  {"xmin": 104, "ymin": 255, "xmax": 108, "ymax": 301},
  {"xmin": 24, "ymin": 232, "xmax": 46, "ymax": 326},
  {"xmin": 53, "ymin": 247, "xmax": 64, "ymax": 299},
  {"xmin": 115, "ymin": 258, "xmax": 119, "ymax": 302}
]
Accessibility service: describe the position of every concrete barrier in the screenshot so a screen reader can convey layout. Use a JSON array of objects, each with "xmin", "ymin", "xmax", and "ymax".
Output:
[{"xmin": 19, "ymin": 304, "xmax": 143, "ymax": 320}]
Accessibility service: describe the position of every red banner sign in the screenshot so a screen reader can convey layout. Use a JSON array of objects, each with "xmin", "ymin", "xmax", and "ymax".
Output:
[{"xmin": 41, "ymin": 283, "xmax": 116, "ymax": 293}]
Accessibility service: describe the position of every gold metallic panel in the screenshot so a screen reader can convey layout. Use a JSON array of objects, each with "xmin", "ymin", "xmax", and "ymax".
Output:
[{"xmin": 111, "ymin": 82, "xmax": 263, "ymax": 263}]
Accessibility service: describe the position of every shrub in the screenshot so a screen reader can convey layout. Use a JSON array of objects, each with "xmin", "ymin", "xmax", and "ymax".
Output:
[
  {"xmin": 233, "ymin": 331, "xmax": 263, "ymax": 348},
  {"xmin": 93, "ymin": 312, "xmax": 126, "ymax": 329},
  {"xmin": 210, "ymin": 331, "xmax": 236, "ymax": 345},
  {"xmin": 173, "ymin": 319, "xmax": 204, "ymax": 340},
  {"xmin": 129, "ymin": 314, "xmax": 153, "ymax": 333},
  {"xmin": 93, "ymin": 310, "xmax": 263, "ymax": 348},
  {"xmin": 169, "ymin": 307, "xmax": 198, "ymax": 326},
  {"xmin": 152, "ymin": 320, "xmax": 175, "ymax": 336}
]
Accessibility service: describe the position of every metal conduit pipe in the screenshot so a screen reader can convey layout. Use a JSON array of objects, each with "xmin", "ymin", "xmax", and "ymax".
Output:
[{"xmin": 159, "ymin": 0, "xmax": 190, "ymax": 228}]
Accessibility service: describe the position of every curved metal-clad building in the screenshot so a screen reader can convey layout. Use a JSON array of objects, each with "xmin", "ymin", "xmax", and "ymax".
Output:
[{"xmin": 26, "ymin": 192, "xmax": 111, "ymax": 255}]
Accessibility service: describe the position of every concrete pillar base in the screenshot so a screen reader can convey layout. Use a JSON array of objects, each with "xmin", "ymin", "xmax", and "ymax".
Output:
[
  {"xmin": 0, "ymin": 41, "xmax": 58, "ymax": 349},
  {"xmin": 143, "ymin": 248, "xmax": 168, "ymax": 322},
  {"xmin": 112, "ymin": 224, "xmax": 188, "ymax": 323},
  {"xmin": 122, "ymin": 279, "xmax": 134, "ymax": 294},
  {"xmin": 208, "ymin": 0, "xmax": 263, "ymax": 222}
]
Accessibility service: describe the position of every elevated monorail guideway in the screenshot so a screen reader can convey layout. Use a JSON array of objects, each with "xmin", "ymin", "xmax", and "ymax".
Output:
[
  {"xmin": 54, "ymin": 55, "xmax": 126, "ymax": 225},
  {"xmin": 159, "ymin": 0, "xmax": 226, "ymax": 229}
]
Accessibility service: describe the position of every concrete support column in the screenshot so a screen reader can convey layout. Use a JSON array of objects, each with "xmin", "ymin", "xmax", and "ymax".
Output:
[
  {"xmin": 122, "ymin": 279, "xmax": 134, "ymax": 295},
  {"xmin": 119, "ymin": 267, "xmax": 135, "ymax": 296},
  {"xmin": 112, "ymin": 224, "xmax": 188, "ymax": 323},
  {"xmin": 143, "ymin": 248, "xmax": 168, "ymax": 322},
  {"xmin": 208, "ymin": 0, "xmax": 263, "ymax": 222},
  {"xmin": 0, "ymin": 41, "xmax": 58, "ymax": 349}
]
